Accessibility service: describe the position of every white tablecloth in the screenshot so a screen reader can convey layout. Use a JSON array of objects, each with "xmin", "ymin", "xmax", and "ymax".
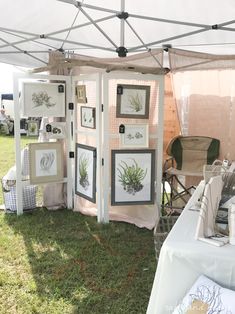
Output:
[{"xmin": 147, "ymin": 182, "xmax": 235, "ymax": 314}]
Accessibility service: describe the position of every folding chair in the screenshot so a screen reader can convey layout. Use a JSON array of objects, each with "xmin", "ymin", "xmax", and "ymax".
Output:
[{"xmin": 162, "ymin": 135, "xmax": 220, "ymax": 214}]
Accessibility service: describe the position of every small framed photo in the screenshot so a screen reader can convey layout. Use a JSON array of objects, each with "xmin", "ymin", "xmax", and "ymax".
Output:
[
  {"xmin": 111, "ymin": 149, "xmax": 155, "ymax": 206},
  {"xmin": 27, "ymin": 120, "xmax": 39, "ymax": 137},
  {"xmin": 81, "ymin": 106, "xmax": 96, "ymax": 129},
  {"xmin": 22, "ymin": 82, "xmax": 65, "ymax": 117},
  {"xmin": 28, "ymin": 142, "xmax": 64, "ymax": 184},
  {"xmin": 120, "ymin": 124, "xmax": 149, "ymax": 148},
  {"xmin": 116, "ymin": 84, "xmax": 150, "ymax": 119},
  {"xmin": 76, "ymin": 85, "xmax": 87, "ymax": 103},
  {"xmin": 75, "ymin": 143, "xmax": 96, "ymax": 203},
  {"xmin": 44, "ymin": 122, "xmax": 66, "ymax": 139}
]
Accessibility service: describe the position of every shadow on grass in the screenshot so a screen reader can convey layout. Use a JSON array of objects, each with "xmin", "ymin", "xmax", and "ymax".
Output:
[{"xmin": 3, "ymin": 208, "xmax": 156, "ymax": 314}]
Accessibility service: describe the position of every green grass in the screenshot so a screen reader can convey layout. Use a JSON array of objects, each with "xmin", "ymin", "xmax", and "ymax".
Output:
[{"xmin": 0, "ymin": 134, "xmax": 157, "ymax": 313}]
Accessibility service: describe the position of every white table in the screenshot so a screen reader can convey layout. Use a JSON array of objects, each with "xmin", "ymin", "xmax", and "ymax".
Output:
[{"xmin": 147, "ymin": 182, "xmax": 235, "ymax": 314}]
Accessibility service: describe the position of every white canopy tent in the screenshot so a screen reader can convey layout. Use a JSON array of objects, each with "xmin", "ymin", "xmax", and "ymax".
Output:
[{"xmin": 0, "ymin": 0, "xmax": 235, "ymax": 69}]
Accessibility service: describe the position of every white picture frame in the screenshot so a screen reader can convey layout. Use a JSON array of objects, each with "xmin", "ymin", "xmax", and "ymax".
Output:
[
  {"xmin": 44, "ymin": 122, "xmax": 67, "ymax": 139},
  {"xmin": 22, "ymin": 82, "xmax": 65, "ymax": 117},
  {"xmin": 120, "ymin": 124, "xmax": 149, "ymax": 148}
]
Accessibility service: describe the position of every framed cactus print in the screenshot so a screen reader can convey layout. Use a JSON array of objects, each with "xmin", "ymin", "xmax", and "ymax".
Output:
[
  {"xmin": 28, "ymin": 142, "xmax": 64, "ymax": 184},
  {"xmin": 111, "ymin": 149, "xmax": 155, "ymax": 206},
  {"xmin": 75, "ymin": 143, "xmax": 97, "ymax": 203},
  {"xmin": 116, "ymin": 84, "xmax": 150, "ymax": 119},
  {"xmin": 22, "ymin": 81, "xmax": 65, "ymax": 117}
]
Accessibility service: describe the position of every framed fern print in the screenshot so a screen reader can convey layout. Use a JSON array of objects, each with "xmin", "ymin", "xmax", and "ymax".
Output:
[
  {"xmin": 75, "ymin": 143, "xmax": 97, "ymax": 203},
  {"xmin": 116, "ymin": 84, "xmax": 150, "ymax": 119},
  {"xmin": 111, "ymin": 149, "xmax": 155, "ymax": 206}
]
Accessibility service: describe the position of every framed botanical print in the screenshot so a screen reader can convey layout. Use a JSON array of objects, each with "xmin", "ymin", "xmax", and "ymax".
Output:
[
  {"xmin": 116, "ymin": 84, "xmax": 150, "ymax": 119},
  {"xmin": 22, "ymin": 82, "xmax": 65, "ymax": 117},
  {"xmin": 28, "ymin": 142, "xmax": 64, "ymax": 184},
  {"xmin": 81, "ymin": 106, "xmax": 96, "ymax": 129},
  {"xmin": 76, "ymin": 85, "xmax": 87, "ymax": 103},
  {"xmin": 27, "ymin": 120, "xmax": 39, "ymax": 137},
  {"xmin": 75, "ymin": 143, "xmax": 96, "ymax": 203},
  {"xmin": 120, "ymin": 124, "xmax": 149, "ymax": 148},
  {"xmin": 111, "ymin": 149, "xmax": 155, "ymax": 206},
  {"xmin": 44, "ymin": 122, "xmax": 67, "ymax": 139}
]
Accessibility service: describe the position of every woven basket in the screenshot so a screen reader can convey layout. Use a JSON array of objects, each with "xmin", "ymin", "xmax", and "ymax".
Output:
[{"xmin": 154, "ymin": 215, "xmax": 179, "ymax": 259}]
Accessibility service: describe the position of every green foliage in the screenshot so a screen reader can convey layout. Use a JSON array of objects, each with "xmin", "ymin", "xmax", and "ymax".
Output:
[
  {"xmin": 118, "ymin": 159, "xmax": 147, "ymax": 195},
  {"xmin": 128, "ymin": 93, "xmax": 143, "ymax": 112},
  {"xmin": 79, "ymin": 153, "xmax": 90, "ymax": 190}
]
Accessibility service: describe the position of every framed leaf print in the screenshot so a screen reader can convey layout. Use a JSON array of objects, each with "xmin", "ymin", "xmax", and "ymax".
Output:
[
  {"xmin": 75, "ymin": 143, "xmax": 96, "ymax": 203},
  {"xmin": 22, "ymin": 82, "xmax": 65, "ymax": 117},
  {"xmin": 120, "ymin": 124, "xmax": 149, "ymax": 148},
  {"xmin": 28, "ymin": 142, "xmax": 64, "ymax": 184},
  {"xmin": 81, "ymin": 106, "xmax": 96, "ymax": 129},
  {"xmin": 111, "ymin": 149, "xmax": 155, "ymax": 206},
  {"xmin": 76, "ymin": 85, "xmax": 87, "ymax": 103},
  {"xmin": 116, "ymin": 84, "xmax": 150, "ymax": 119},
  {"xmin": 27, "ymin": 120, "xmax": 39, "ymax": 137}
]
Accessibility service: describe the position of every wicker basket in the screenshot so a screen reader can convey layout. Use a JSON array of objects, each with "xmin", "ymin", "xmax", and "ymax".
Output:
[{"xmin": 154, "ymin": 215, "xmax": 179, "ymax": 259}]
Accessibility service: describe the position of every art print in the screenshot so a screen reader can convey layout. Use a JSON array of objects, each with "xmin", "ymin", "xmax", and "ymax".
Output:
[
  {"xmin": 22, "ymin": 82, "xmax": 65, "ymax": 117},
  {"xmin": 120, "ymin": 124, "xmax": 149, "ymax": 148},
  {"xmin": 81, "ymin": 106, "xmax": 96, "ymax": 129},
  {"xmin": 111, "ymin": 149, "xmax": 155, "ymax": 205},
  {"xmin": 75, "ymin": 143, "xmax": 96, "ymax": 203},
  {"xmin": 116, "ymin": 84, "xmax": 150, "ymax": 119}
]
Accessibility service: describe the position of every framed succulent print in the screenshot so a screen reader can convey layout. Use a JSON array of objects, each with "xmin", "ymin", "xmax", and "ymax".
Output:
[
  {"xmin": 120, "ymin": 123, "xmax": 149, "ymax": 148},
  {"xmin": 22, "ymin": 82, "xmax": 65, "ymax": 117},
  {"xmin": 27, "ymin": 120, "xmax": 39, "ymax": 137},
  {"xmin": 75, "ymin": 143, "xmax": 96, "ymax": 203},
  {"xmin": 81, "ymin": 106, "xmax": 96, "ymax": 129},
  {"xmin": 116, "ymin": 84, "xmax": 150, "ymax": 119},
  {"xmin": 111, "ymin": 149, "xmax": 155, "ymax": 206},
  {"xmin": 28, "ymin": 142, "xmax": 64, "ymax": 184}
]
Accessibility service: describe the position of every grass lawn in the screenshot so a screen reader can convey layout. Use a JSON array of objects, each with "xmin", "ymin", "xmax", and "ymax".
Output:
[{"xmin": 0, "ymin": 134, "xmax": 157, "ymax": 313}]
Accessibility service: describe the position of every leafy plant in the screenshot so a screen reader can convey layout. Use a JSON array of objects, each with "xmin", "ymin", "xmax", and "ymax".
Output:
[
  {"xmin": 117, "ymin": 158, "xmax": 147, "ymax": 195},
  {"xmin": 32, "ymin": 91, "xmax": 56, "ymax": 108},
  {"xmin": 128, "ymin": 93, "xmax": 143, "ymax": 112},
  {"xmin": 79, "ymin": 153, "xmax": 90, "ymax": 190}
]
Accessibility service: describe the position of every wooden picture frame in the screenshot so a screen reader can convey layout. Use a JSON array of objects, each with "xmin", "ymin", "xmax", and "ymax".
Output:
[
  {"xmin": 81, "ymin": 106, "xmax": 96, "ymax": 129},
  {"xmin": 22, "ymin": 82, "xmax": 65, "ymax": 117},
  {"xmin": 116, "ymin": 84, "xmax": 150, "ymax": 119},
  {"xmin": 75, "ymin": 143, "xmax": 96, "ymax": 203},
  {"xmin": 27, "ymin": 120, "xmax": 39, "ymax": 137},
  {"xmin": 120, "ymin": 123, "xmax": 149, "ymax": 148},
  {"xmin": 111, "ymin": 149, "xmax": 155, "ymax": 206},
  {"xmin": 28, "ymin": 142, "xmax": 64, "ymax": 184},
  {"xmin": 76, "ymin": 85, "xmax": 87, "ymax": 103}
]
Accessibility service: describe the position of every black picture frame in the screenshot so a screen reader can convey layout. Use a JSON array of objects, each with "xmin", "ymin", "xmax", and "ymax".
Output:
[
  {"xmin": 75, "ymin": 143, "xmax": 96, "ymax": 203},
  {"xmin": 111, "ymin": 149, "xmax": 155, "ymax": 206},
  {"xmin": 116, "ymin": 84, "xmax": 150, "ymax": 119}
]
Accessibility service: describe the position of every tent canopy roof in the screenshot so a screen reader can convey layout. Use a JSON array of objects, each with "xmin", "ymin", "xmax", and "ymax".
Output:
[{"xmin": 1, "ymin": 0, "xmax": 235, "ymax": 69}]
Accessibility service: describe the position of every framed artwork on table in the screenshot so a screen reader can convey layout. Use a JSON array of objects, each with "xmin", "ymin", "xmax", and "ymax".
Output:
[
  {"xmin": 44, "ymin": 122, "xmax": 67, "ymax": 139},
  {"xmin": 116, "ymin": 84, "xmax": 150, "ymax": 119},
  {"xmin": 27, "ymin": 120, "xmax": 39, "ymax": 137},
  {"xmin": 76, "ymin": 85, "xmax": 87, "ymax": 103},
  {"xmin": 75, "ymin": 143, "xmax": 96, "ymax": 203},
  {"xmin": 111, "ymin": 149, "xmax": 155, "ymax": 206},
  {"xmin": 22, "ymin": 82, "xmax": 65, "ymax": 117},
  {"xmin": 120, "ymin": 124, "xmax": 149, "ymax": 148},
  {"xmin": 28, "ymin": 142, "xmax": 64, "ymax": 184},
  {"xmin": 81, "ymin": 106, "xmax": 96, "ymax": 129}
]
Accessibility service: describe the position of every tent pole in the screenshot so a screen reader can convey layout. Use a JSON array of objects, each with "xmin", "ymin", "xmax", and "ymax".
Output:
[{"xmin": 120, "ymin": 0, "xmax": 125, "ymax": 47}]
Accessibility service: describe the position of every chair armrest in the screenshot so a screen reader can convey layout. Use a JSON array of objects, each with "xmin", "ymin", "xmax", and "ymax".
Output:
[{"xmin": 163, "ymin": 157, "xmax": 174, "ymax": 173}]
